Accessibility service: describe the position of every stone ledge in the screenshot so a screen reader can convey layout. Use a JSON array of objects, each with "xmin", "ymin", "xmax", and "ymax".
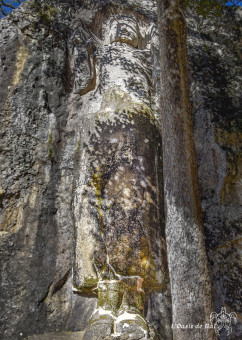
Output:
[{"xmin": 28, "ymin": 331, "xmax": 85, "ymax": 340}]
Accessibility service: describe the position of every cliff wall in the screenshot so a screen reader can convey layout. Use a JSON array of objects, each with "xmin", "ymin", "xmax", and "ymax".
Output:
[{"xmin": 0, "ymin": 1, "xmax": 241, "ymax": 339}]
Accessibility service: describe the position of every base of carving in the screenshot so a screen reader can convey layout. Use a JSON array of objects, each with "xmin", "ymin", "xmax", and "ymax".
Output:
[
  {"xmin": 83, "ymin": 279, "xmax": 158, "ymax": 340},
  {"xmin": 82, "ymin": 311, "xmax": 113, "ymax": 340},
  {"xmin": 83, "ymin": 309, "xmax": 157, "ymax": 340},
  {"xmin": 114, "ymin": 312, "xmax": 149, "ymax": 339}
]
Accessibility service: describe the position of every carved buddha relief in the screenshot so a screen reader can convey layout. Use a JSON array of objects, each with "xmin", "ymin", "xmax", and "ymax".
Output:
[
  {"xmin": 73, "ymin": 14, "xmax": 167, "ymax": 339},
  {"xmin": 108, "ymin": 16, "xmax": 139, "ymax": 47}
]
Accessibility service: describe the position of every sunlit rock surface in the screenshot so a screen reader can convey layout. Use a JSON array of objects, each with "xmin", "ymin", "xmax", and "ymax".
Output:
[{"xmin": 0, "ymin": 0, "xmax": 241, "ymax": 339}]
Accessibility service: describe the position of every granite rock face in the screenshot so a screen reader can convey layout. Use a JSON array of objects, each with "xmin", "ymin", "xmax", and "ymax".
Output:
[{"xmin": 0, "ymin": 1, "xmax": 241, "ymax": 339}]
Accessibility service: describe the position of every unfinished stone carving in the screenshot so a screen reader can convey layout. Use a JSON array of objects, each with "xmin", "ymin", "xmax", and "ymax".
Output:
[{"xmin": 73, "ymin": 14, "xmax": 167, "ymax": 339}]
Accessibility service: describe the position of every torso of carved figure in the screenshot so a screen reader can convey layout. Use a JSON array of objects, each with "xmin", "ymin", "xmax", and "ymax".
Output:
[
  {"xmin": 88, "ymin": 114, "xmax": 167, "ymax": 293},
  {"xmin": 73, "ymin": 15, "xmax": 167, "ymax": 297},
  {"xmin": 84, "ymin": 15, "xmax": 152, "ymax": 113},
  {"xmin": 101, "ymin": 16, "xmax": 151, "ymax": 105},
  {"xmin": 99, "ymin": 45, "xmax": 151, "ymax": 106}
]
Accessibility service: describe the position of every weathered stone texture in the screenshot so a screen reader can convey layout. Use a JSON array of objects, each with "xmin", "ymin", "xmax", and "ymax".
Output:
[
  {"xmin": 0, "ymin": 0, "xmax": 241, "ymax": 339},
  {"xmin": 188, "ymin": 7, "xmax": 242, "ymax": 339}
]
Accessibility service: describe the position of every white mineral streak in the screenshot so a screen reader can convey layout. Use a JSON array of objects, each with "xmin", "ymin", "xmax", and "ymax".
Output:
[
  {"xmin": 92, "ymin": 307, "xmax": 117, "ymax": 318},
  {"xmin": 106, "ymin": 251, "xmax": 141, "ymax": 281},
  {"xmin": 116, "ymin": 312, "xmax": 141, "ymax": 322}
]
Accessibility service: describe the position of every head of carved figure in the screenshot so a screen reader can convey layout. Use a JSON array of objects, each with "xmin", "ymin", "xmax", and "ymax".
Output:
[{"xmin": 108, "ymin": 16, "xmax": 139, "ymax": 47}]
